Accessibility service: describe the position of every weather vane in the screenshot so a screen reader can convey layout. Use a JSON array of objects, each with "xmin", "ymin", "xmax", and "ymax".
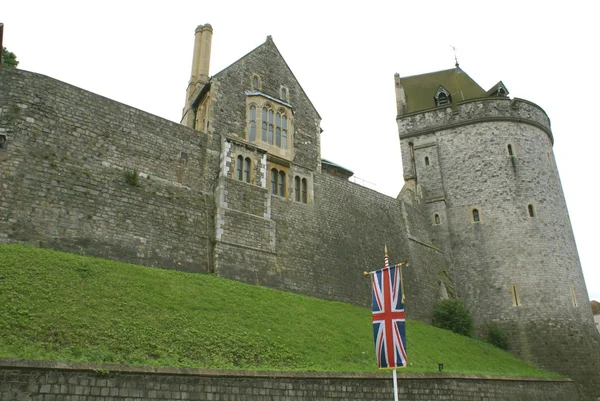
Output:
[{"xmin": 451, "ymin": 45, "xmax": 459, "ymax": 68}]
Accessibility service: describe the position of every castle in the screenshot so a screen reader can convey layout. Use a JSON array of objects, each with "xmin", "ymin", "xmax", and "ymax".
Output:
[{"xmin": 1, "ymin": 25, "xmax": 599, "ymax": 399}]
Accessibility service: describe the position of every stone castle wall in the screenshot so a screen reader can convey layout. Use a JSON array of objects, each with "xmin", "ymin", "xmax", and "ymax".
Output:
[
  {"xmin": 0, "ymin": 67, "xmax": 220, "ymax": 273},
  {"xmin": 0, "ymin": 67, "xmax": 447, "ymax": 317},
  {"xmin": 0, "ymin": 360, "xmax": 577, "ymax": 401},
  {"xmin": 397, "ymin": 97, "xmax": 600, "ymax": 400}
]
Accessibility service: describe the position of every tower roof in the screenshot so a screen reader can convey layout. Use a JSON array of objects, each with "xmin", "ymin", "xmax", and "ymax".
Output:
[{"xmin": 398, "ymin": 67, "xmax": 486, "ymax": 114}]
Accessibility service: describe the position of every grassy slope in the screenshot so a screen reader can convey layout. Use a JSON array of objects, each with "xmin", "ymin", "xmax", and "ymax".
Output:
[{"xmin": 0, "ymin": 245, "xmax": 557, "ymax": 377}]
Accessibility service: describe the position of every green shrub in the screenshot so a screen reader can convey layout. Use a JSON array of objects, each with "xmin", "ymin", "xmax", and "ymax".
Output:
[
  {"xmin": 123, "ymin": 169, "xmax": 140, "ymax": 187},
  {"xmin": 432, "ymin": 299, "xmax": 473, "ymax": 337},
  {"xmin": 487, "ymin": 323, "xmax": 509, "ymax": 350}
]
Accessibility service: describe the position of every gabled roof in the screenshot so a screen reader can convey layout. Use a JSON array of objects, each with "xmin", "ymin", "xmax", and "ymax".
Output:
[
  {"xmin": 486, "ymin": 81, "xmax": 510, "ymax": 97},
  {"xmin": 399, "ymin": 67, "xmax": 487, "ymax": 114},
  {"xmin": 213, "ymin": 37, "xmax": 321, "ymax": 119}
]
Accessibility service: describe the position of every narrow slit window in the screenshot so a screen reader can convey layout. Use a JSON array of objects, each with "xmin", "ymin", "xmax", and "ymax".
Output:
[
  {"xmin": 434, "ymin": 214, "xmax": 440, "ymax": 225},
  {"xmin": 425, "ymin": 156, "xmax": 430, "ymax": 166},
  {"xmin": 270, "ymin": 168, "xmax": 277, "ymax": 194},
  {"xmin": 252, "ymin": 76, "xmax": 259, "ymax": 89},
  {"xmin": 507, "ymin": 144, "xmax": 513, "ymax": 156},
  {"xmin": 243, "ymin": 158, "xmax": 251, "ymax": 183},
  {"xmin": 301, "ymin": 178, "xmax": 308, "ymax": 203},
  {"xmin": 248, "ymin": 106, "xmax": 256, "ymax": 141},
  {"xmin": 510, "ymin": 285, "xmax": 522, "ymax": 306},
  {"xmin": 236, "ymin": 155, "xmax": 243, "ymax": 181},
  {"xmin": 528, "ymin": 204, "xmax": 535, "ymax": 217},
  {"xmin": 472, "ymin": 208, "xmax": 480, "ymax": 223},
  {"xmin": 294, "ymin": 176, "xmax": 301, "ymax": 202},
  {"xmin": 278, "ymin": 170, "xmax": 286, "ymax": 197},
  {"xmin": 280, "ymin": 87, "xmax": 287, "ymax": 101},
  {"xmin": 262, "ymin": 108, "xmax": 268, "ymax": 141},
  {"xmin": 569, "ymin": 284, "xmax": 578, "ymax": 307}
]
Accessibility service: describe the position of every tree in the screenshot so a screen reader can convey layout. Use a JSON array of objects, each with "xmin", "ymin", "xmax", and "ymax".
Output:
[
  {"xmin": 1, "ymin": 47, "xmax": 19, "ymax": 67},
  {"xmin": 591, "ymin": 300, "xmax": 600, "ymax": 315}
]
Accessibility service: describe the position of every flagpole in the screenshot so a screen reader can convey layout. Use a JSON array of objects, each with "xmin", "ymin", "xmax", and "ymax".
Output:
[{"xmin": 392, "ymin": 368, "xmax": 399, "ymax": 401}]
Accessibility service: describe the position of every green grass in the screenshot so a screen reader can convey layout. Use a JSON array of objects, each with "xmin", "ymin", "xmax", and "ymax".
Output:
[{"xmin": 0, "ymin": 244, "xmax": 557, "ymax": 377}]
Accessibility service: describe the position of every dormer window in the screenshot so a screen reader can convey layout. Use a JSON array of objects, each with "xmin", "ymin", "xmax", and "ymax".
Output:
[
  {"xmin": 487, "ymin": 81, "xmax": 509, "ymax": 97},
  {"xmin": 434, "ymin": 86, "xmax": 451, "ymax": 106}
]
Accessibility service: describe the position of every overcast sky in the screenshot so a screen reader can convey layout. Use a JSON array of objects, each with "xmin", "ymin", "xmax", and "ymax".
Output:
[{"xmin": 3, "ymin": 1, "xmax": 598, "ymax": 302}]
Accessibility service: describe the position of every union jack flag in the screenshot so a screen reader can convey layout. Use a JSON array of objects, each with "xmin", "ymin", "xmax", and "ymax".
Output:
[{"xmin": 371, "ymin": 253, "xmax": 407, "ymax": 369}]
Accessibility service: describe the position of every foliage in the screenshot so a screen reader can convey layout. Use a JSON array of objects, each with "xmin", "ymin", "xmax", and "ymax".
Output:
[
  {"xmin": 591, "ymin": 300, "xmax": 600, "ymax": 315},
  {"xmin": 1, "ymin": 47, "xmax": 19, "ymax": 67},
  {"xmin": 123, "ymin": 169, "xmax": 140, "ymax": 187},
  {"xmin": 486, "ymin": 323, "xmax": 509, "ymax": 350},
  {"xmin": 432, "ymin": 299, "xmax": 474, "ymax": 337},
  {"xmin": 0, "ymin": 244, "xmax": 557, "ymax": 377}
]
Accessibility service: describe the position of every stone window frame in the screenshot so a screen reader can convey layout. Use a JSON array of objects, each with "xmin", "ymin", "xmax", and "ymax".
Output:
[
  {"xmin": 293, "ymin": 174, "xmax": 312, "ymax": 204},
  {"xmin": 507, "ymin": 143, "xmax": 515, "ymax": 157},
  {"xmin": 470, "ymin": 207, "xmax": 482, "ymax": 224},
  {"xmin": 432, "ymin": 213, "xmax": 441, "ymax": 226},
  {"xmin": 527, "ymin": 203, "xmax": 535, "ymax": 218},
  {"xmin": 510, "ymin": 284, "xmax": 522, "ymax": 306},
  {"xmin": 268, "ymin": 162, "xmax": 290, "ymax": 198},
  {"xmin": 251, "ymin": 74, "xmax": 261, "ymax": 90},
  {"xmin": 0, "ymin": 133, "xmax": 7, "ymax": 149},
  {"xmin": 569, "ymin": 284, "xmax": 578, "ymax": 307},
  {"xmin": 245, "ymin": 97, "xmax": 293, "ymax": 156},
  {"xmin": 234, "ymin": 153, "xmax": 253, "ymax": 184},
  {"xmin": 280, "ymin": 85, "xmax": 289, "ymax": 102},
  {"xmin": 424, "ymin": 156, "xmax": 430, "ymax": 166}
]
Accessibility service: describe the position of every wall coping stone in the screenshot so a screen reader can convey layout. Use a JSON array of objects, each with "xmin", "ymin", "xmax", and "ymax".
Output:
[{"xmin": 0, "ymin": 358, "xmax": 571, "ymax": 383}]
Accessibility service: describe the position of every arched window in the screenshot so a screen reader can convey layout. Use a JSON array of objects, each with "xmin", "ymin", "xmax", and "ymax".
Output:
[
  {"xmin": 261, "ymin": 108, "xmax": 268, "ymax": 142},
  {"xmin": 282, "ymin": 114, "xmax": 288, "ymax": 149},
  {"xmin": 267, "ymin": 109, "xmax": 274, "ymax": 144},
  {"xmin": 236, "ymin": 155, "xmax": 243, "ymax": 181},
  {"xmin": 244, "ymin": 157, "xmax": 251, "ymax": 183},
  {"xmin": 434, "ymin": 214, "xmax": 440, "ymax": 225},
  {"xmin": 472, "ymin": 208, "xmax": 480, "ymax": 223},
  {"xmin": 270, "ymin": 168, "xmax": 278, "ymax": 194},
  {"xmin": 276, "ymin": 113, "xmax": 282, "ymax": 147},
  {"xmin": 528, "ymin": 203, "xmax": 535, "ymax": 217},
  {"xmin": 507, "ymin": 144, "xmax": 513, "ymax": 156},
  {"xmin": 294, "ymin": 176, "xmax": 301, "ymax": 202},
  {"xmin": 248, "ymin": 106, "xmax": 256, "ymax": 141},
  {"xmin": 252, "ymin": 75, "xmax": 260, "ymax": 90},
  {"xmin": 280, "ymin": 87, "xmax": 288, "ymax": 101},
  {"xmin": 278, "ymin": 170, "xmax": 286, "ymax": 196},
  {"xmin": 301, "ymin": 178, "xmax": 308, "ymax": 203},
  {"xmin": 425, "ymin": 156, "xmax": 430, "ymax": 166}
]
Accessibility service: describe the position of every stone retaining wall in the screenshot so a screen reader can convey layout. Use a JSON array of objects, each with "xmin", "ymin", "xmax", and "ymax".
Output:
[{"xmin": 0, "ymin": 359, "xmax": 577, "ymax": 401}]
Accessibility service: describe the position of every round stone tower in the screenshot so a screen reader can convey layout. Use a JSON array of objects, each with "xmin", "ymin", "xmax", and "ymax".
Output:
[{"xmin": 394, "ymin": 68, "xmax": 600, "ymax": 399}]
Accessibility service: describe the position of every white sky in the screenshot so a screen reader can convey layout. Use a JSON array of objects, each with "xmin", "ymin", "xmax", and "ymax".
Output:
[{"xmin": 3, "ymin": 1, "xmax": 598, "ymax": 302}]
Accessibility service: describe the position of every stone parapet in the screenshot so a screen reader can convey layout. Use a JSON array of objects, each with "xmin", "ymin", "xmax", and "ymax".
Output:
[{"xmin": 397, "ymin": 98, "xmax": 552, "ymax": 143}]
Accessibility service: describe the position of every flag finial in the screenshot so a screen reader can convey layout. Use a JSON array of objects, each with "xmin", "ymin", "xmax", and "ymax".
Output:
[{"xmin": 384, "ymin": 244, "xmax": 388, "ymax": 257}]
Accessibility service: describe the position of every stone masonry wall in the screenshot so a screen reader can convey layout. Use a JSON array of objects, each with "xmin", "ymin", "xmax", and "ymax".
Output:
[
  {"xmin": 0, "ymin": 67, "xmax": 220, "ymax": 272},
  {"xmin": 0, "ymin": 360, "xmax": 577, "ymax": 401},
  {"xmin": 209, "ymin": 37, "xmax": 321, "ymax": 171},
  {"xmin": 397, "ymin": 97, "xmax": 600, "ymax": 400}
]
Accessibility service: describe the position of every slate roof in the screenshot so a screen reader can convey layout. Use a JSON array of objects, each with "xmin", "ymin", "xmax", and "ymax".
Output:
[{"xmin": 399, "ymin": 67, "xmax": 487, "ymax": 114}]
